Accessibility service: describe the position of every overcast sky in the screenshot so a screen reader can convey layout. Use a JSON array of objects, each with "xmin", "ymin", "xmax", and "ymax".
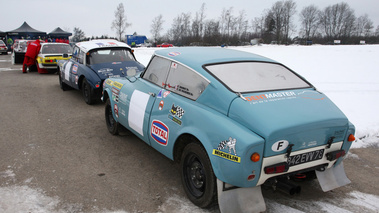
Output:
[{"xmin": 1, "ymin": 0, "xmax": 378, "ymax": 39}]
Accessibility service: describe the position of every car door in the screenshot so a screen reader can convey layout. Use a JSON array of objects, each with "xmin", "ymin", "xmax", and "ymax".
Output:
[
  {"xmin": 117, "ymin": 56, "xmax": 171, "ymax": 145},
  {"xmin": 147, "ymin": 60, "xmax": 210, "ymax": 157},
  {"xmin": 62, "ymin": 46, "xmax": 83, "ymax": 89}
]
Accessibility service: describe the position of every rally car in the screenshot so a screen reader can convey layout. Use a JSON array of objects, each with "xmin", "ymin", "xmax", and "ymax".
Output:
[
  {"xmin": 102, "ymin": 47, "xmax": 355, "ymax": 212},
  {"xmin": 11, "ymin": 39, "xmax": 34, "ymax": 64},
  {"xmin": 36, "ymin": 42, "xmax": 72, "ymax": 73},
  {"xmin": 0, "ymin": 40, "xmax": 7, "ymax": 55},
  {"xmin": 57, "ymin": 39, "xmax": 145, "ymax": 105}
]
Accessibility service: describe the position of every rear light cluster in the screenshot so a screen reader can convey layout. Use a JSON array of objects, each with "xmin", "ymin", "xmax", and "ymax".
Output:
[
  {"xmin": 326, "ymin": 150, "xmax": 346, "ymax": 161},
  {"xmin": 264, "ymin": 162, "xmax": 289, "ymax": 174},
  {"xmin": 45, "ymin": 59, "xmax": 54, "ymax": 63}
]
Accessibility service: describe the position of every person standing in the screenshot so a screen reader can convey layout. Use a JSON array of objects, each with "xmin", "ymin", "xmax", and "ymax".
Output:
[{"xmin": 22, "ymin": 39, "xmax": 41, "ymax": 73}]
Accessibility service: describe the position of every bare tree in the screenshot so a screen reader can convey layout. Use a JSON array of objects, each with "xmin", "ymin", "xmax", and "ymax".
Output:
[
  {"xmin": 299, "ymin": 5, "xmax": 320, "ymax": 40},
  {"xmin": 150, "ymin": 14, "xmax": 165, "ymax": 43},
  {"xmin": 319, "ymin": 2, "xmax": 356, "ymax": 39},
  {"xmin": 220, "ymin": 7, "xmax": 234, "ymax": 37},
  {"xmin": 111, "ymin": 3, "xmax": 131, "ymax": 41},
  {"xmin": 72, "ymin": 27, "xmax": 86, "ymax": 42},
  {"xmin": 355, "ymin": 14, "xmax": 374, "ymax": 37},
  {"xmin": 169, "ymin": 12, "xmax": 192, "ymax": 44},
  {"xmin": 203, "ymin": 19, "xmax": 221, "ymax": 45},
  {"xmin": 192, "ymin": 3, "xmax": 206, "ymax": 40}
]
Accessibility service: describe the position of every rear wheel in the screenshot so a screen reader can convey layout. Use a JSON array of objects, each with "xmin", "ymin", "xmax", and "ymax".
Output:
[
  {"xmin": 82, "ymin": 78, "xmax": 96, "ymax": 105},
  {"xmin": 181, "ymin": 142, "xmax": 217, "ymax": 208},
  {"xmin": 105, "ymin": 98, "xmax": 119, "ymax": 135}
]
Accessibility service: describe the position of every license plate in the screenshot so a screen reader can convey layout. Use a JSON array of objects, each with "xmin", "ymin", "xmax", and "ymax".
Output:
[{"xmin": 287, "ymin": 149, "xmax": 324, "ymax": 167}]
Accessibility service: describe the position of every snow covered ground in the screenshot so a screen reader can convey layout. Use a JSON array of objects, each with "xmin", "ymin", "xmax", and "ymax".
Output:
[{"xmin": 1, "ymin": 45, "xmax": 379, "ymax": 212}]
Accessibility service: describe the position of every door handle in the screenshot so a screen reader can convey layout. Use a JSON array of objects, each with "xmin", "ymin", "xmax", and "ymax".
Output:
[{"xmin": 149, "ymin": 92, "xmax": 156, "ymax": 97}]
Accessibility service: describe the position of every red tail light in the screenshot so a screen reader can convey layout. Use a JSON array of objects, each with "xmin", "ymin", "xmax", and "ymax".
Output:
[
  {"xmin": 264, "ymin": 162, "xmax": 289, "ymax": 174},
  {"xmin": 326, "ymin": 150, "xmax": 346, "ymax": 161}
]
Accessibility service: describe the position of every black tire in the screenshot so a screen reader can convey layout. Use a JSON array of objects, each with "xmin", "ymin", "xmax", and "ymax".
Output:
[
  {"xmin": 181, "ymin": 142, "xmax": 217, "ymax": 208},
  {"xmin": 105, "ymin": 98, "xmax": 119, "ymax": 135},
  {"xmin": 82, "ymin": 78, "xmax": 96, "ymax": 105},
  {"xmin": 58, "ymin": 69, "xmax": 70, "ymax": 91}
]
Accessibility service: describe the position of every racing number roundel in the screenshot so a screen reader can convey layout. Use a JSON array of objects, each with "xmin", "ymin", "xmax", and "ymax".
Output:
[{"xmin": 151, "ymin": 120, "xmax": 169, "ymax": 146}]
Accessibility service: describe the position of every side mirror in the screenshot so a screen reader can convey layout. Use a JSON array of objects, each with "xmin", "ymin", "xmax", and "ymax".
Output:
[{"xmin": 63, "ymin": 53, "xmax": 68, "ymax": 58}]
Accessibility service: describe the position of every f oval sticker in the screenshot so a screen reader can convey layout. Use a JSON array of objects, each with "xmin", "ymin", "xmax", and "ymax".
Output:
[{"xmin": 272, "ymin": 140, "xmax": 289, "ymax": 152}]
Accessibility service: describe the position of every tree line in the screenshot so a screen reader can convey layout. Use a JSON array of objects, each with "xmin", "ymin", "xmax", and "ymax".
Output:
[{"xmin": 72, "ymin": 1, "xmax": 379, "ymax": 45}]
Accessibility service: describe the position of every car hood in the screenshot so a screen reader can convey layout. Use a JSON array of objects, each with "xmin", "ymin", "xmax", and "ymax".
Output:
[
  {"xmin": 228, "ymin": 89, "xmax": 350, "ymax": 157},
  {"xmin": 89, "ymin": 61, "xmax": 145, "ymax": 79}
]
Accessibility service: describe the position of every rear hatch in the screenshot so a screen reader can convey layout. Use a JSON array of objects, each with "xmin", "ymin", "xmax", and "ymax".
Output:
[{"xmin": 228, "ymin": 89, "xmax": 349, "ymax": 157}]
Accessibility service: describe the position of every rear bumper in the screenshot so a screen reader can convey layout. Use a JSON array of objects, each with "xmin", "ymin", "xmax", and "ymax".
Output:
[{"xmin": 257, "ymin": 141, "xmax": 343, "ymax": 185}]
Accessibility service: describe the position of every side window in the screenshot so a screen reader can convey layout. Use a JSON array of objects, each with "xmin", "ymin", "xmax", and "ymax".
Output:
[
  {"xmin": 166, "ymin": 62, "xmax": 209, "ymax": 100},
  {"xmin": 142, "ymin": 56, "xmax": 171, "ymax": 87},
  {"xmin": 78, "ymin": 50, "xmax": 85, "ymax": 64},
  {"xmin": 72, "ymin": 46, "xmax": 80, "ymax": 60}
]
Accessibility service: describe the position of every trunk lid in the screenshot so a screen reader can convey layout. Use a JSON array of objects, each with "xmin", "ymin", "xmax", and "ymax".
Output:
[{"xmin": 229, "ymin": 89, "xmax": 349, "ymax": 157}]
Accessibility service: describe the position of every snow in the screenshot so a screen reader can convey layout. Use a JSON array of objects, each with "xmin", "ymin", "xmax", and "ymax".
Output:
[{"xmin": 1, "ymin": 44, "xmax": 379, "ymax": 212}]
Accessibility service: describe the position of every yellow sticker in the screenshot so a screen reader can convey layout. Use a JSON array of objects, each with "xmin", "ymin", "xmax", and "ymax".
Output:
[
  {"xmin": 113, "ymin": 81, "xmax": 124, "ymax": 89},
  {"xmin": 212, "ymin": 149, "xmax": 241, "ymax": 163}
]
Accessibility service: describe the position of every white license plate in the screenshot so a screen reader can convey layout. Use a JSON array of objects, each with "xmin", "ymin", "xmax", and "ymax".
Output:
[{"xmin": 287, "ymin": 149, "xmax": 324, "ymax": 167}]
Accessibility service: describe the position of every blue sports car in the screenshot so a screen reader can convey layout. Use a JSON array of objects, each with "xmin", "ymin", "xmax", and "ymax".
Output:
[
  {"xmin": 102, "ymin": 47, "xmax": 355, "ymax": 212},
  {"xmin": 58, "ymin": 39, "xmax": 145, "ymax": 104}
]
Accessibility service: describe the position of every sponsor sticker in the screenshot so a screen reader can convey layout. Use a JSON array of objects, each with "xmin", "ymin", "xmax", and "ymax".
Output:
[
  {"xmin": 168, "ymin": 52, "xmax": 180, "ymax": 57},
  {"xmin": 113, "ymin": 81, "xmax": 124, "ymax": 89},
  {"xmin": 213, "ymin": 137, "xmax": 240, "ymax": 163},
  {"xmin": 114, "ymin": 104, "xmax": 119, "ymax": 118},
  {"xmin": 72, "ymin": 64, "xmax": 78, "ymax": 74},
  {"xmin": 151, "ymin": 120, "xmax": 169, "ymax": 146},
  {"xmin": 158, "ymin": 100, "xmax": 164, "ymax": 110},
  {"xmin": 272, "ymin": 140, "xmax": 289, "ymax": 152}
]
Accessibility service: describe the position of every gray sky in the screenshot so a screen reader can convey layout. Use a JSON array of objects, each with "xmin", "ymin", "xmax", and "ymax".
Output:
[{"xmin": 1, "ymin": 0, "xmax": 378, "ymax": 39}]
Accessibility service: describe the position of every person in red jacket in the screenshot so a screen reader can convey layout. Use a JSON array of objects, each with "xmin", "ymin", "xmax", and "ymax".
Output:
[{"xmin": 22, "ymin": 39, "xmax": 41, "ymax": 73}]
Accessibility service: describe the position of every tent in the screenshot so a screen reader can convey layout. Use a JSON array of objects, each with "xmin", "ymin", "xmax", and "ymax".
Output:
[
  {"xmin": 6, "ymin": 21, "xmax": 46, "ymax": 39},
  {"xmin": 48, "ymin": 27, "xmax": 72, "ymax": 38},
  {"xmin": 0, "ymin": 30, "xmax": 5, "ymax": 37}
]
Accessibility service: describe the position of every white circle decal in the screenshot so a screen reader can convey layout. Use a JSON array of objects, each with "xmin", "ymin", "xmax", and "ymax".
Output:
[{"xmin": 271, "ymin": 140, "xmax": 289, "ymax": 152}]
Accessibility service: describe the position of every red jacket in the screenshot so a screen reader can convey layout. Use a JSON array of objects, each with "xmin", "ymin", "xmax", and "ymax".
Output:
[{"xmin": 25, "ymin": 39, "xmax": 41, "ymax": 59}]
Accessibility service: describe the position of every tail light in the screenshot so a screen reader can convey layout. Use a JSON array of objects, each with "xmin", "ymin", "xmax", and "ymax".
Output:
[
  {"xmin": 326, "ymin": 150, "xmax": 346, "ymax": 161},
  {"xmin": 264, "ymin": 162, "xmax": 289, "ymax": 174}
]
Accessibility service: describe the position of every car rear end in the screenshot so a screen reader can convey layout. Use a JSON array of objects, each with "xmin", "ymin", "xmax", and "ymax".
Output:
[{"xmin": 0, "ymin": 40, "xmax": 8, "ymax": 54}]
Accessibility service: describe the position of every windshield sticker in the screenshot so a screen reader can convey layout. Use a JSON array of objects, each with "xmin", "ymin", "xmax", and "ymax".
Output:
[
  {"xmin": 213, "ymin": 137, "xmax": 240, "ymax": 163},
  {"xmin": 151, "ymin": 120, "xmax": 169, "ymax": 146},
  {"xmin": 245, "ymin": 90, "xmax": 324, "ymax": 104},
  {"xmin": 171, "ymin": 63, "xmax": 178, "ymax": 69}
]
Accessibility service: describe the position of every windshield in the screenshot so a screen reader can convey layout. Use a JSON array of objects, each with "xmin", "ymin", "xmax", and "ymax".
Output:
[
  {"xmin": 205, "ymin": 62, "xmax": 311, "ymax": 93},
  {"xmin": 41, "ymin": 44, "xmax": 72, "ymax": 54},
  {"xmin": 87, "ymin": 48, "xmax": 135, "ymax": 65}
]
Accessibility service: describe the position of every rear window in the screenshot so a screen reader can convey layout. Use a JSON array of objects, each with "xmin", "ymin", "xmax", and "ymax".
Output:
[
  {"xmin": 41, "ymin": 44, "xmax": 72, "ymax": 54},
  {"xmin": 204, "ymin": 62, "xmax": 311, "ymax": 93},
  {"xmin": 87, "ymin": 48, "xmax": 135, "ymax": 65}
]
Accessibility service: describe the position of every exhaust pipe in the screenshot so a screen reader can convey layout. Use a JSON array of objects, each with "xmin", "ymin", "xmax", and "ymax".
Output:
[{"xmin": 275, "ymin": 178, "xmax": 301, "ymax": 195}]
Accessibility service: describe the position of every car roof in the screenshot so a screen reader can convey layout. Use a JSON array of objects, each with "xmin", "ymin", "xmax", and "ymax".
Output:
[
  {"xmin": 154, "ymin": 47, "xmax": 277, "ymax": 72},
  {"xmin": 41, "ymin": 43, "xmax": 69, "ymax": 46},
  {"xmin": 75, "ymin": 39, "xmax": 131, "ymax": 53}
]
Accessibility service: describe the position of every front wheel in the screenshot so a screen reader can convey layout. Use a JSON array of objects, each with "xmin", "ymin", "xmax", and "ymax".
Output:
[
  {"xmin": 105, "ymin": 98, "xmax": 119, "ymax": 135},
  {"xmin": 181, "ymin": 142, "xmax": 217, "ymax": 208},
  {"xmin": 82, "ymin": 78, "xmax": 96, "ymax": 105}
]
